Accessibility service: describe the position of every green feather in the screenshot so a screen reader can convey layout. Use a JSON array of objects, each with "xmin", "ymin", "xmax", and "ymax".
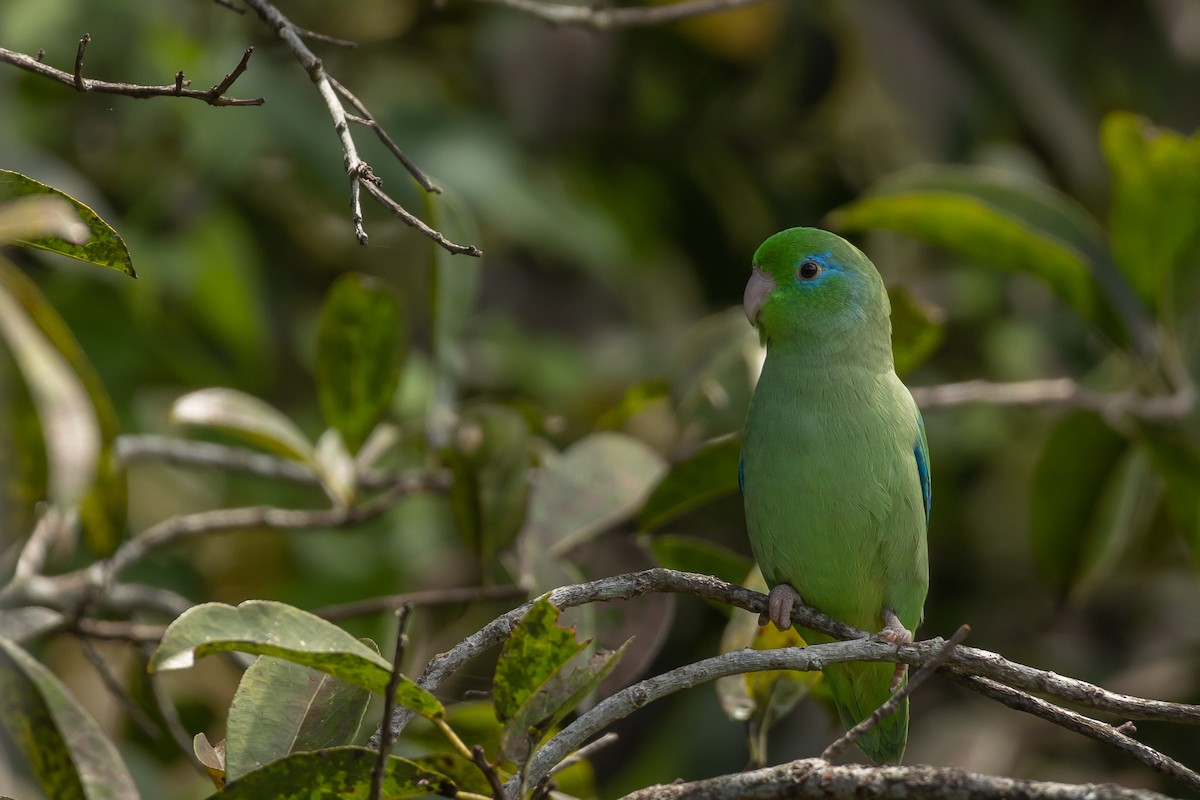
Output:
[{"xmin": 741, "ymin": 228, "xmax": 929, "ymax": 765}]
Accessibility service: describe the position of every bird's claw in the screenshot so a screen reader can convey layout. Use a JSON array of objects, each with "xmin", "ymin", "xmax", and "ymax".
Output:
[
  {"xmin": 873, "ymin": 608, "xmax": 913, "ymax": 692},
  {"xmin": 760, "ymin": 583, "xmax": 802, "ymax": 631}
]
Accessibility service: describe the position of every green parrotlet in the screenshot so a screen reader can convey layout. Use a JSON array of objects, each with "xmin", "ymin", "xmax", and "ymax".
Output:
[{"xmin": 739, "ymin": 227, "xmax": 930, "ymax": 765}]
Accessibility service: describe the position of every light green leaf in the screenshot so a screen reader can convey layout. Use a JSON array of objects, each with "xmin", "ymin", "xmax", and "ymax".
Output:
[
  {"xmin": 0, "ymin": 260, "xmax": 126, "ymax": 555},
  {"xmin": 0, "ymin": 195, "xmax": 89, "ymax": 245},
  {"xmin": 829, "ymin": 164, "xmax": 1129, "ymax": 340},
  {"xmin": 1030, "ymin": 411, "xmax": 1131, "ymax": 597},
  {"xmin": 0, "ymin": 327, "xmax": 48, "ymax": 543},
  {"xmin": 522, "ymin": 432, "xmax": 667, "ymax": 558},
  {"xmin": 193, "ymin": 732, "xmax": 226, "ymax": 789},
  {"xmin": 888, "ymin": 286, "xmax": 944, "ymax": 377},
  {"xmin": 0, "ymin": 170, "xmax": 134, "ymax": 276},
  {"xmin": 313, "ymin": 429, "xmax": 358, "ymax": 507},
  {"xmin": 169, "ymin": 388, "xmax": 314, "ymax": 463},
  {"xmin": 0, "ymin": 636, "xmax": 139, "ymax": 800},
  {"xmin": 0, "ymin": 277, "xmax": 100, "ymax": 509},
  {"xmin": 211, "ymin": 746, "xmax": 456, "ymax": 799},
  {"xmin": 225, "ymin": 655, "xmax": 372, "ymax": 781},
  {"xmin": 148, "ymin": 600, "xmax": 443, "ymax": 719},
  {"xmin": 315, "ymin": 274, "xmax": 404, "ymax": 454},
  {"xmin": 1101, "ymin": 112, "xmax": 1200, "ymax": 314},
  {"xmin": 638, "ymin": 436, "xmax": 741, "ymax": 531},
  {"xmin": 1139, "ymin": 425, "xmax": 1200, "ymax": 558},
  {"xmin": 493, "ymin": 597, "xmax": 587, "ymax": 725}
]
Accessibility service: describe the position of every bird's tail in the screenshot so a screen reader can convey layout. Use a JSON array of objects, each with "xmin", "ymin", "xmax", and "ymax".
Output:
[{"xmin": 823, "ymin": 661, "xmax": 908, "ymax": 765}]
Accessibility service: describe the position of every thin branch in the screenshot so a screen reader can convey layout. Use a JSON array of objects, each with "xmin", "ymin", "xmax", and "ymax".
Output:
[
  {"xmin": 473, "ymin": 0, "xmax": 775, "ymax": 30},
  {"xmin": 371, "ymin": 604, "xmax": 414, "ymax": 800},
  {"xmin": 78, "ymin": 637, "xmax": 162, "ymax": 742},
  {"xmin": 547, "ymin": 731, "xmax": 618, "ymax": 778},
  {"xmin": 314, "ymin": 585, "xmax": 527, "ymax": 621},
  {"xmin": 821, "ymin": 624, "xmax": 969, "ymax": 762},
  {"xmin": 0, "ymin": 39, "xmax": 263, "ymax": 106},
  {"xmin": 951, "ymin": 674, "xmax": 1200, "ymax": 793},
  {"xmin": 117, "ymin": 434, "xmax": 321, "ymax": 483},
  {"xmin": 143, "ymin": 644, "xmax": 208, "ymax": 774},
  {"xmin": 11, "ymin": 507, "xmax": 70, "ymax": 583},
  {"xmin": 617, "ymin": 758, "xmax": 1173, "ymax": 800},
  {"xmin": 471, "ymin": 744, "xmax": 508, "ymax": 800},
  {"xmin": 910, "ymin": 378, "xmax": 1194, "ymax": 423},
  {"xmin": 331, "ymin": 77, "xmax": 440, "ymax": 193},
  {"xmin": 73, "ymin": 618, "xmax": 168, "ymax": 644},
  {"xmin": 237, "ymin": 0, "xmax": 482, "ymax": 255}
]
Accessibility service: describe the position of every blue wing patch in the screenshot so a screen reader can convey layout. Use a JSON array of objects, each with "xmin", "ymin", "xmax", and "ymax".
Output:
[
  {"xmin": 914, "ymin": 412, "xmax": 931, "ymax": 526},
  {"xmin": 738, "ymin": 451, "xmax": 745, "ymax": 496}
]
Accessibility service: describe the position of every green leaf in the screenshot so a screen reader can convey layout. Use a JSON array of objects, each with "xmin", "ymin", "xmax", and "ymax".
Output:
[
  {"xmin": 493, "ymin": 597, "xmax": 587, "ymax": 724},
  {"xmin": 0, "ymin": 637, "xmax": 139, "ymax": 800},
  {"xmin": 444, "ymin": 404, "xmax": 531, "ymax": 565},
  {"xmin": 0, "ymin": 195, "xmax": 89, "ymax": 246},
  {"xmin": 211, "ymin": 746, "xmax": 456, "ymax": 799},
  {"xmin": 500, "ymin": 640, "xmax": 628, "ymax": 763},
  {"xmin": 1101, "ymin": 112, "xmax": 1200, "ymax": 314},
  {"xmin": 638, "ymin": 436, "xmax": 741, "ymax": 531},
  {"xmin": 315, "ymin": 274, "xmax": 404, "ymax": 454},
  {"xmin": 225, "ymin": 655, "xmax": 373, "ymax": 781},
  {"xmin": 829, "ymin": 164, "xmax": 1128, "ymax": 339},
  {"xmin": 0, "ymin": 261, "xmax": 126, "ymax": 555},
  {"xmin": 0, "ymin": 274, "xmax": 100, "ymax": 509},
  {"xmin": 888, "ymin": 286, "xmax": 944, "ymax": 377},
  {"xmin": 521, "ymin": 432, "xmax": 667, "ymax": 558},
  {"xmin": 0, "ymin": 170, "xmax": 135, "ymax": 277},
  {"xmin": 1137, "ymin": 425, "xmax": 1200, "ymax": 559},
  {"xmin": 646, "ymin": 534, "xmax": 753, "ymax": 591},
  {"xmin": 1030, "ymin": 411, "xmax": 1131, "ymax": 597},
  {"xmin": 407, "ymin": 753, "xmax": 495, "ymax": 795},
  {"xmin": 148, "ymin": 600, "xmax": 443, "ymax": 719},
  {"xmin": 0, "ymin": 333, "xmax": 47, "ymax": 543},
  {"xmin": 313, "ymin": 429, "xmax": 358, "ymax": 507},
  {"xmin": 169, "ymin": 388, "xmax": 314, "ymax": 463}
]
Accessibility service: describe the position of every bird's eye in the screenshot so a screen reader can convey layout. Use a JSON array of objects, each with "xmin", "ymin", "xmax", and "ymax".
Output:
[{"xmin": 797, "ymin": 259, "xmax": 822, "ymax": 281}]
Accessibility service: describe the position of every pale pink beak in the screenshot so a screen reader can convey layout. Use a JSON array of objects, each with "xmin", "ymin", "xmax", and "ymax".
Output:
[{"xmin": 743, "ymin": 267, "xmax": 776, "ymax": 326}]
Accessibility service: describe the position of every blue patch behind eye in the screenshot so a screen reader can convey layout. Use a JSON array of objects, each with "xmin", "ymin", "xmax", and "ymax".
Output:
[{"xmin": 794, "ymin": 250, "xmax": 838, "ymax": 288}]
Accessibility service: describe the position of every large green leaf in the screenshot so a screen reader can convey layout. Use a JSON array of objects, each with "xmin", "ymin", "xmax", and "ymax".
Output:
[
  {"xmin": 1101, "ymin": 112, "xmax": 1200, "ymax": 315},
  {"xmin": 148, "ymin": 601, "xmax": 443, "ymax": 719},
  {"xmin": 520, "ymin": 432, "xmax": 667, "ymax": 557},
  {"xmin": 492, "ymin": 598, "xmax": 586, "ymax": 725},
  {"xmin": 829, "ymin": 164, "xmax": 1132, "ymax": 341},
  {"xmin": 0, "ymin": 329, "xmax": 47, "ymax": 544},
  {"xmin": 0, "ymin": 637, "xmax": 138, "ymax": 800},
  {"xmin": 169, "ymin": 388, "xmax": 314, "ymax": 463},
  {"xmin": 443, "ymin": 403, "xmax": 531, "ymax": 567},
  {"xmin": 315, "ymin": 274, "xmax": 404, "ymax": 454},
  {"xmin": 1030, "ymin": 411, "xmax": 1132, "ymax": 597},
  {"xmin": 210, "ymin": 747, "xmax": 455, "ymax": 799},
  {"xmin": 225, "ymin": 655, "xmax": 373, "ymax": 781},
  {"xmin": 0, "ymin": 170, "xmax": 134, "ymax": 276},
  {"xmin": 638, "ymin": 436, "xmax": 741, "ymax": 531},
  {"xmin": 1138, "ymin": 425, "xmax": 1200, "ymax": 559},
  {"xmin": 0, "ymin": 261, "xmax": 126, "ymax": 555}
]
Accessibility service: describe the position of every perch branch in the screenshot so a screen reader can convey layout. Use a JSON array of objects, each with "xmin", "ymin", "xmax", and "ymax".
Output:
[
  {"xmin": 617, "ymin": 759, "xmax": 1173, "ymax": 800},
  {"xmin": 0, "ymin": 39, "xmax": 263, "ymax": 105},
  {"xmin": 909, "ymin": 378, "xmax": 1194, "ymax": 423},
  {"xmin": 238, "ymin": 0, "xmax": 481, "ymax": 255},
  {"xmin": 473, "ymin": 0, "xmax": 776, "ymax": 30}
]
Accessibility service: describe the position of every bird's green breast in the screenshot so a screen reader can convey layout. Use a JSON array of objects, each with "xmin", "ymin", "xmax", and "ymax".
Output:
[{"xmin": 742, "ymin": 356, "xmax": 928, "ymax": 634}]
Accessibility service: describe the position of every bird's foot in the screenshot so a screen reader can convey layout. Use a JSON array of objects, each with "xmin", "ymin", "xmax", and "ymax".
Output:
[
  {"xmin": 873, "ymin": 608, "xmax": 913, "ymax": 692},
  {"xmin": 759, "ymin": 583, "xmax": 802, "ymax": 631}
]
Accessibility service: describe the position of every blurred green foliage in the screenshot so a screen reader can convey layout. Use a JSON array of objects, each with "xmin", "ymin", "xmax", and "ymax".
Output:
[{"xmin": 3, "ymin": 0, "xmax": 1200, "ymax": 798}]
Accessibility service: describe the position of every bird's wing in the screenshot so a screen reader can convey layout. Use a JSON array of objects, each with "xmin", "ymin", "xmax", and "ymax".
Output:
[{"xmin": 914, "ymin": 410, "xmax": 931, "ymax": 526}]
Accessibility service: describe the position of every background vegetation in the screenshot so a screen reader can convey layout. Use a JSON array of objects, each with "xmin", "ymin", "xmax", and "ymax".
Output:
[{"xmin": 2, "ymin": 1, "xmax": 1200, "ymax": 798}]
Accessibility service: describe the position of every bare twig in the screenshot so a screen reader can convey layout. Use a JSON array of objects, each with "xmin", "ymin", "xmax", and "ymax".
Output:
[
  {"xmin": 474, "ymin": 0, "xmax": 775, "ymax": 30},
  {"xmin": 331, "ymin": 77, "xmax": 440, "ymax": 193},
  {"xmin": 371, "ymin": 604, "xmax": 413, "ymax": 800},
  {"xmin": 11, "ymin": 507, "xmax": 71, "ymax": 583},
  {"xmin": 74, "ymin": 618, "xmax": 168, "ymax": 644},
  {"xmin": 314, "ymin": 585, "xmax": 526, "ymax": 621},
  {"xmin": 617, "ymin": 758, "xmax": 1173, "ymax": 800},
  {"xmin": 472, "ymin": 744, "xmax": 507, "ymax": 800},
  {"xmin": 143, "ymin": 644, "xmax": 208, "ymax": 774},
  {"xmin": 951, "ymin": 674, "xmax": 1200, "ymax": 793},
  {"xmin": 237, "ymin": 0, "xmax": 481, "ymax": 255},
  {"xmin": 821, "ymin": 624, "xmax": 970, "ymax": 762},
  {"xmin": 547, "ymin": 732, "xmax": 618, "ymax": 778},
  {"xmin": 0, "ymin": 39, "xmax": 263, "ymax": 105},
  {"xmin": 910, "ymin": 378, "xmax": 1195, "ymax": 423},
  {"xmin": 78, "ymin": 637, "xmax": 162, "ymax": 742},
  {"xmin": 117, "ymin": 434, "xmax": 323, "ymax": 483}
]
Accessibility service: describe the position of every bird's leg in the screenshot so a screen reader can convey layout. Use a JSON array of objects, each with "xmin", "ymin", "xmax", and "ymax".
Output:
[
  {"xmin": 760, "ymin": 583, "xmax": 803, "ymax": 631},
  {"xmin": 874, "ymin": 608, "xmax": 912, "ymax": 692}
]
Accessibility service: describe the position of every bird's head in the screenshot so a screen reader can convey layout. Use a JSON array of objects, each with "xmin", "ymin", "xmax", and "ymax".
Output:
[{"xmin": 744, "ymin": 227, "xmax": 890, "ymax": 352}]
